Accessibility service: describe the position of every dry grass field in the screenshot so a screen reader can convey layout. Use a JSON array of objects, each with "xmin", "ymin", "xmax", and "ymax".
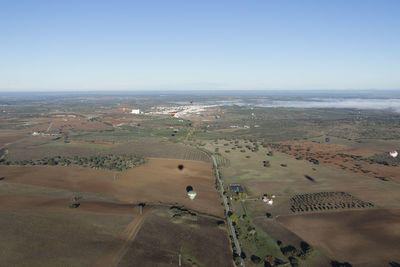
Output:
[
  {"xmin": 118, "ymin": 206, "xmax": 234, "ymax": 267},
  {"xmin": 26, "ymin": 116, "xmax": 112, "ymax": 133},
  {"xmin": 4, "ymin": 137, "xmax": 211, "ymax": 163},
  {"xmin": 203, "ymin": 138, "xmax": 400, "ymax": 266},
  {"xmin": 108, "ymin": 140, "xmax": 211, "ymax": 162},
  {"xmin": 271, "ymin": 140, "xmax": 400, "ymax": 184}
]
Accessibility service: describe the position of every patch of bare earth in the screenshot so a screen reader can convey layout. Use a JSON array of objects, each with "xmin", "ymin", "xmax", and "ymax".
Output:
[{"xmin": 277, "ymin": 209, "xmax": 400, "ymax": 267}]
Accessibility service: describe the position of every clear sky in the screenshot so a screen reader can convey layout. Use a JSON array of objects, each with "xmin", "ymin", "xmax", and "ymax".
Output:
[{"xmin": 1, "ymin": 0, "xmax": 399, "ymax": 91}]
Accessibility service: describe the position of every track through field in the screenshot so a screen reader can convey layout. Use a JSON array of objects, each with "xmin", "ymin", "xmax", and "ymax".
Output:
[{"xmin": 93, "ymin": 206, "xmax": 151, "ymax": 267}]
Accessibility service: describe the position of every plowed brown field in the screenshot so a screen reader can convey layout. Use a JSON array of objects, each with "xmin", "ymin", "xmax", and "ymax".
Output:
[
  {"xmin": 0, "ymin": 158, "xmax": 222, "ymax": 217},
  {"xmin": 277, "ymin": 209, "xmax": 400, "ymax": 267}
]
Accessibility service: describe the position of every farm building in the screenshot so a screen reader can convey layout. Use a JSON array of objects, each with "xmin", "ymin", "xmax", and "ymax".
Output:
[
  {"xmin": 131, "ymin": 109, "xmax": 140, "ymax": 114},
  {"xmin": 32, "ymin": 131, "xmax": 62, "ymax": 136},
  {"xmin": 262, "ymin": 194, "xmax": 275, "ymax": 205},
  {"xmin": 42, "ymin": 131, "xmax": 62, "ymax": 136},
  {"xmin": 263, "ymin": 196, "xmax": 273, "ymax": 205},
  {"xmin": 230, "ymin": 184, "xmax": 243, "ymax": 192}
]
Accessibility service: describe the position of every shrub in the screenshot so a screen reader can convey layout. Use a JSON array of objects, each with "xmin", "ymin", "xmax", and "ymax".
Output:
[
  {"xmin": 300, "ymin": 241, "xmax": 313, "ymax": 255},
  {"xmin": 289, "ymin": 256, "xmax": 299, "ymax": 267},
  {"xmin": 280, "ymin": 245, "xmax": 299, "ymax": 257},
  {"xmin": 251, "ymin": 255, "xmax": 262, "ymax": 264}
]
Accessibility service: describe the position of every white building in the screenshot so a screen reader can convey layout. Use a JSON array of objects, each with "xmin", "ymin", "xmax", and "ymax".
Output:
[
  {"xmin": 263, "ymin": 196, "xmax": 274, "ymax": 205},
  {"xmin": 131, "ymin": 109, "xmax": 140, "ymax": 114}
]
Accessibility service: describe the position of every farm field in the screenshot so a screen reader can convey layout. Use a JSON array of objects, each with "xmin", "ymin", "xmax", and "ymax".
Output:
[
  {"xmin": 270, "ymin": 139, "xmax": 400, "ymax": 183},
  {"xmin": 203, "ymin": 138, "xmax": 400, "ymax": 266},
  {"xmin": 2, "ymin": 93, "xmax": 400, "ymax": 267},
  {"xmin": 0, "ymin": 157, "xmax": 230, "ymax": 266},
  {"xmin": 25, "ymin": 116, "xmax": 112, "ymax": 133},
  {"xmin": 0, "ymin": 158, "xmax": 222, "ymax": 216},
  {"xmin": 278, "ymin": 209, "xmax": 400, "ymax": 266},
  {"xmin": 3, "ymin": 136, "xmax": 210, "ymax": 163},
  {"xmin": 118, "ymin": 206, "xmax": 234, "ymax": 267},
  {"xmin": 0, "ymin": 205, "xmax": 134, "ymax": 267}
]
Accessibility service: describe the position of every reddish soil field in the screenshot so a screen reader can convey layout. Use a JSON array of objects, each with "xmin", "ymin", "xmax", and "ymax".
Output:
[
  {"xmin": 0, "ymin": 158, "xmax": 223, "ymax": 217},
  {"xmin": 271, "ymin": 141, "xmax": 400, "ymax": 184},
  {"xmin": 277, "ymin": 209, "xmax": 400, "ymax": 267}
]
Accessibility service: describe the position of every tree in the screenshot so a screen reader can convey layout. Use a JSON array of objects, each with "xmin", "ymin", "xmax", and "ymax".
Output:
[
  {"xmin": 230, "ymin": 213, "xmax": 239, "ymax": 223},
  {"xmin": 289, "ymin": 256, "xmax": 299, "ymax": 267},
  {"xmin": 300, "ymin": 241, "xmax": 313, "ymax": 255},
  {"xmin": 251, "ymin": 255, "xmax": 262, "ymax": 264}
]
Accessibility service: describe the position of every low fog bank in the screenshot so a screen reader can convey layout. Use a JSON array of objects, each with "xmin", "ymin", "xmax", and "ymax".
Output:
[
  {"xmin": 255, "ymin": 98, "xmax": 400, "ymax": 112},
  {"xmin": 210, "ymin": 98, "xmax": 400, "ymax": 112}
]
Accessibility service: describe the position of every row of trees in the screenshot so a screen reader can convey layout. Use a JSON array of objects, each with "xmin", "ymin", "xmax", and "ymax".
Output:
[{"xmin": 1, "ymin": 154, "xmax": 146, "ymax": 171}]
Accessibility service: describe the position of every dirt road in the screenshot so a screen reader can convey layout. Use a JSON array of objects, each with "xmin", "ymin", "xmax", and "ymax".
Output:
[{"xmin": 93, "ymin": 206, "xmax": 151, "ymax": 267}]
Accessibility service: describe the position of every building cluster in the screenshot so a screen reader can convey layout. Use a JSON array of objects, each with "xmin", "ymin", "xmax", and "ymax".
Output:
[
  {"xmin": 149, "ymin": 105, "xmax": 214, "ymax": 118},
  {"xmin": 32, "ymin": 131, "xmax": 62, "ymax": 136},
  {"xmin": 262, "ymin": 194, "xmax": 276, "ymax": 205}
]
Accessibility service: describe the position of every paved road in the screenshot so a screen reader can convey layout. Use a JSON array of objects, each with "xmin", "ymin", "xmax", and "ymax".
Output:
[{"xmin": 212, "ymin": 156, "xmax": 245, "ymax": 267}]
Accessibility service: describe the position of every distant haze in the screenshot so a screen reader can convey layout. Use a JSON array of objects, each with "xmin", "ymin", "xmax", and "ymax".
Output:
[{"xmin": 252, "ymin": 98, "xmax": 400, "ymax": 112}]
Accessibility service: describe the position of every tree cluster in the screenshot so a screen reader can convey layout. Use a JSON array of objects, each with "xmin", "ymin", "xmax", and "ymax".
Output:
[{"xmin": 1, "ymin": 154, "xmax": 146, "ymax": 171}]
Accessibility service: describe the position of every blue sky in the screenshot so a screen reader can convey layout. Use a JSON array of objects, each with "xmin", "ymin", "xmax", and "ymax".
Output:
[{"xmin": 1, "ymin": 0, "xmax": 399, "ymax": 91}]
